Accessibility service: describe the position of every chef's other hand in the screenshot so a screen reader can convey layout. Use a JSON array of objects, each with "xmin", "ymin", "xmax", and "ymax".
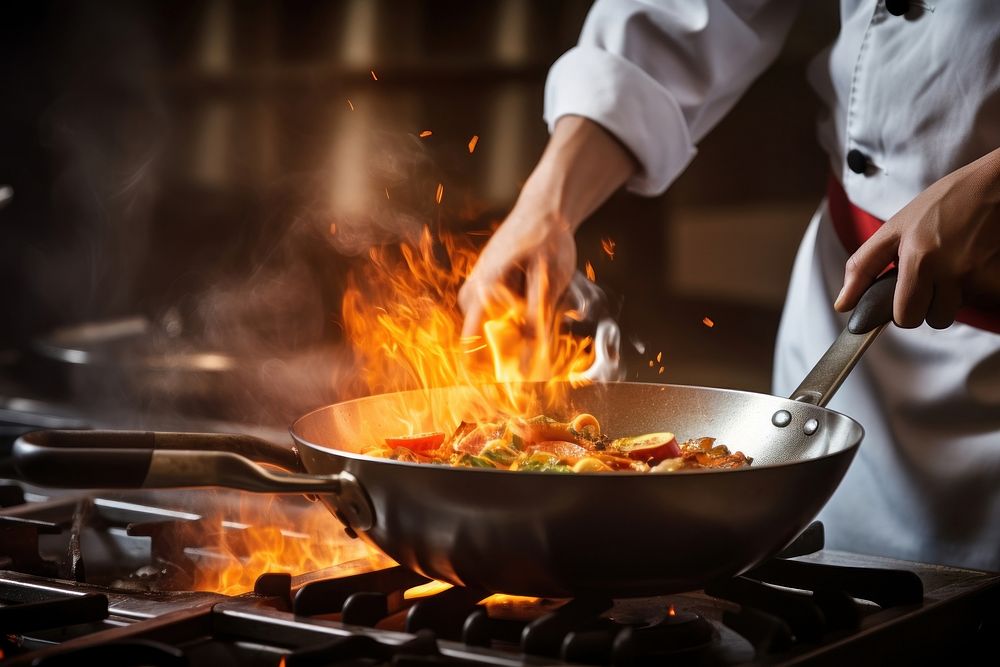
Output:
[
  {"xmin": 835, "ymin": 147, "xmax": 1000, "ymax": 328},
  {"xmin": 459, "ymin": 116, "xmax": 637, "ymax": 338}
]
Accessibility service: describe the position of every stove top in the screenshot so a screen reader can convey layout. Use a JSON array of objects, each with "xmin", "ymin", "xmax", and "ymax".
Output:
[
  {"xmin": 1, "ymin": 402, "xmax": 998, "ymax": 666},
  {"xmin": 1, "ymin": 480, "xmax": 997, "ymax": 666}
]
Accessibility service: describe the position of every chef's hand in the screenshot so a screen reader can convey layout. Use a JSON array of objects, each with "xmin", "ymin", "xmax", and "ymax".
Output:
[
  {"xmin": 459, "ymin": 116, "xmax": 637, "ymax": 338},
  {"xmin": 835, "ymin": 146, "xmax": 1000, "ymax": 328}
]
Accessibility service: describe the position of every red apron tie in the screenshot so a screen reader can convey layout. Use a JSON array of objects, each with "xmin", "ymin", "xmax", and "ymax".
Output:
[{"xmin": 826, "ymin": 175, "xmax": 1000, "ymax": 334}]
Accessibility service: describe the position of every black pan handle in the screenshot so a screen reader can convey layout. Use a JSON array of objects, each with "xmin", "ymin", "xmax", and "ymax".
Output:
[
  {"xmin": 789, "ymin": 269, "xmax": 897, "ymax": 406},
  {"xmin": 12, "ymin": 430, "xmax": 374, "ymax": 531}
]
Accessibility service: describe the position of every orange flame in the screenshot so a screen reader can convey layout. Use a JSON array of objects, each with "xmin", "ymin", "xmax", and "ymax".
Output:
[
  {"xmin": 404, "ymin": 580, "xmax": 455, "ymax": 599},
  {"xmin": 192, "ymin": 499, "xmax": 377, "ymax": 595},
  {"xmin": 584, "ymin": 261, "xmax": 596, "ymax": 282},
  {"xmin": 341, "ymin": 226, "xmax": 599, "ymax": 435},
  {"xmin": 668, "ymin": 604, "xmax": 677, "ymax": 617}
]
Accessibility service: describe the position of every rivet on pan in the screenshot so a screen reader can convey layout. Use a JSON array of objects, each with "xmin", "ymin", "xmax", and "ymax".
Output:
[
  {"xmin": 803, "ymin": 418, "xmax": 819, "ymax": 436},
  {"xmin": 771, "ymin": 410, "xmax": 792, "ymax": 427}
]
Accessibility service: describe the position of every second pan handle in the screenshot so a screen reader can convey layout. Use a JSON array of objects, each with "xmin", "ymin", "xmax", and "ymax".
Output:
[
  {"xmin": 12, "ymin": 430, "xmax": 374, "ymax": 531},
  {"xmin": 789, "ymin": 269, "xmax": 897, "ymax": 407}
]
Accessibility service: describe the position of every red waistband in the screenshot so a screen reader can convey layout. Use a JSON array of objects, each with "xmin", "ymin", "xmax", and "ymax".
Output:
[{"xmin": 826, "ymin": 175, "xmax": 1000, "ymax": 334}]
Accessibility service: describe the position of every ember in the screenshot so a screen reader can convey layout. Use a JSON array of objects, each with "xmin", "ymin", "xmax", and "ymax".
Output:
[{"xmin": 600, "ymin": 236, "xmax": 616, "ymax": 259}]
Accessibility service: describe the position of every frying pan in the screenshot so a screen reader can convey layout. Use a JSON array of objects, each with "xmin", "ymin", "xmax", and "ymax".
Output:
[{"xmin": 12, "ymin": 271, "xmax": 898, "ymax": 597}]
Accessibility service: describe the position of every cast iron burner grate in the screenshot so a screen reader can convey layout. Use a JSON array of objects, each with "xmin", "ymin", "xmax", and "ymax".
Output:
[
  {"xmin": 3, "ymin": 481, "xmax": 998, "ymax": 666},
  {"xmin": 239, "ymin": 521, "xmax": 924, "ymax": 665}
]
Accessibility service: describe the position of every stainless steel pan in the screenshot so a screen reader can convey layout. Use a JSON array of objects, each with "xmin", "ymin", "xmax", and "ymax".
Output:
[{"xmin": 12, "ymin": 272, "xmax": 898, "ymax": 597}]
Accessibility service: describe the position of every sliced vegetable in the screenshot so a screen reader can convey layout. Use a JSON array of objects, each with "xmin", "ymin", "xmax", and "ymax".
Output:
[
  {"xmin": 385, "ymin": 431, "xmax": 446, "ymax": 453},
  {"xmin": 572, "ymin": 457, "xmax": 612, "ymax": 473},
  {"xmin": 481, "ymin": 439, "xmax": 519, "ymax": 466},
  {"xmin": 527, "ymin": 440, "xmax": 590, "ymax": 464},
  {"xmin": 651, "ymin": 457, "xmax": 685, "ymax": 473},
  {"xmin": 457, "ymin": 453, "xmax": 497, "ymax": 468},
  {"xmin": 450, "ymin": 422, "xmax": 505, "ymax": 455},
  {"xmin": 610, "ymin": 432, "xmax": 681, "ymax": 463},
  {"xmin": 511, "ymin": 451, "xmax": 573, "ymax": 473}
]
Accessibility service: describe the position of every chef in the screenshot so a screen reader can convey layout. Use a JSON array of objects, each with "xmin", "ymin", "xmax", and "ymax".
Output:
[{"xmin": 459, "ymin": 0, "xmax": 1000, "ymax": 571}]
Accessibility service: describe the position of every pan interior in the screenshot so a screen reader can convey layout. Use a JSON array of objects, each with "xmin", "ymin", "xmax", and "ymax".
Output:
[{"xmin": 292, "ymin": 382, "xmax": 862, "ymax": 470}]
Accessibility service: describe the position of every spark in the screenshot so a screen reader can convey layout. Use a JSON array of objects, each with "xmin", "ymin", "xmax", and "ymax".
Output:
[
  {"xmin": 346, "ymin": 99, "xmax": 354, "ymax": 111},
  {"xmin": 584, "ymin": 261, "xmax": 596, "ymax": 282},
  {"xmin": 419, "ymin": 130, "xmax": 433, "ymax": 138},
  {"xmin": 463, "ymin": 343, "xmax": 488, "ymax": 354},
  {"xmin": 702, "ymin": 317, "xmax": 715, "ymax": 328},
  {"xmin": 385, "ymin": 187, "xmax": 390, "ymax": 200},
  {"xmin": 600, "ymin": 237, "xmax": 616, "ymax": 260},
  {"xmin": 658, "ymin": 366, "xmax": 664, "ymax": 375},
  {"xmin": 329, "ymin": 223, "xmax": 337, "ymax": 235},
  {"xmin": 468, "ymin": 135, "xmax": 479, "ymax": 153},
  {"xmin": 648, "ymin": 360, "xmax": 654, "ymax": 368},
  {"xmin": 656, "ymin": 351, "xmax": 662, "ymax": 363},
  {"xmin": 370, "ymin": 69, "xmax": 378, "ymax": 81},
  {"xmin": 435, "ymin": 183, "xmax": 444, "ymax": 205}
]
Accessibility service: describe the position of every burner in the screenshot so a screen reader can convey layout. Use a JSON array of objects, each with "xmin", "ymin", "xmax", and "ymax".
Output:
[{"xmin": 1, "ymin": 483, "xmax": 998, "ymax": 666}]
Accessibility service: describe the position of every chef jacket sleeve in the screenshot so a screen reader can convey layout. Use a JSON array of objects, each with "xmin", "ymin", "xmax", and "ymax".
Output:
[{"xmin": 545, "ymin": 0, "xmax": 800, "ymax": 196}]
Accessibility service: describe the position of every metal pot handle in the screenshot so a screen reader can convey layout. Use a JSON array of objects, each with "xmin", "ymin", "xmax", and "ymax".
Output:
[
  {"xmin": 789, "ymin": 268, "xmax": 897, "ymax": 407},
  {"xmin": 11, "ymin": 430, "xmax": 374, "ymax": 531}
]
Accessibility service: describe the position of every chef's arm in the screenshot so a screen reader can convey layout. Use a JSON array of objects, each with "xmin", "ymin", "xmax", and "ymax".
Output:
[
  {"xmin": 461, "ymin": 0, "xmax": 801, "ymax": 334},
  {"xmin": 836, "ymin": 146, "xmax": 1000, "ymax": 328}
]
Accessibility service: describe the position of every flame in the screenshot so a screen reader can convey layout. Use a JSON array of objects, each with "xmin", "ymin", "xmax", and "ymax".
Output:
[
  {"xmin": 468, "ymin": 135, "xmax": 479, "ymax": 153},
  {"xmin": 584, "ymin": 261, "xmax": 596, "ymax": 282},
  {"xmin": 341, "ymin": 226, "xmax": 600, "ymax": 435},
  {"xmin": 668, "ymin": 604, "xmax": 677, "ymax": 617},
  {"xmin": 404, "ymin": 580, "xmax": 454, "ymax": 599},
  {"xmin": 192, "ymin": 499, "xmax": 377, "ymax": 595}
]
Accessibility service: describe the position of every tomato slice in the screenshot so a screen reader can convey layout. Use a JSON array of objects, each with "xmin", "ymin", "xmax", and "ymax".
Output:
[
  {"xmin": 384, "ymin": 431, "xmax": 446, "ymax": 453},
  {"xmin": 611, "ymin": 432, "xmax": 680, "ymax": 463}
]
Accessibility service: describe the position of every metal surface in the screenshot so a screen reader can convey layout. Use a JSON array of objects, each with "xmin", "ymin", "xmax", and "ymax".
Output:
[{"xmin": 10, "ymin": 270, "xmax": 900, "ymax": 596}]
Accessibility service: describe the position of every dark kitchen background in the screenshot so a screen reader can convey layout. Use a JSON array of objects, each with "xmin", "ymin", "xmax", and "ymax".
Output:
[{"xmin": 0, "ymin": 0, "xmax": 837, "ymax": 427}]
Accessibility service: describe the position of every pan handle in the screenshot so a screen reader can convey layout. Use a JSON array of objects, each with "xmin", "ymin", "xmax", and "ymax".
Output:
[
  {"xmin": 12, "ymin": 430, "xmax": 374, "ymax": 531},
  {"xmin": 788, "ymin": 268, "xmax": 897, "ymax": 407}
]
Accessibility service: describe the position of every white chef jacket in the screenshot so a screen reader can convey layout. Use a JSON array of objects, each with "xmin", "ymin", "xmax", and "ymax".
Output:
[{"xmin": 545, "ymin": 0, "xmax": 1000, "ymax": 571}]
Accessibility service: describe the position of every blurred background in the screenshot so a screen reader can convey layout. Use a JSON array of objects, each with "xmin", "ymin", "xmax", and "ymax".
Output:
[{"xmin": 0, "ymin": 0, "xmax": 837, "ymax": 427}]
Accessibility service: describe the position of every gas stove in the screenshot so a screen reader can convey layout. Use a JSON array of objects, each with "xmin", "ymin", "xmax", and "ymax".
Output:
[{"xmin": 1, "ymin": 404, "xmax": 998, "ymax": 666}]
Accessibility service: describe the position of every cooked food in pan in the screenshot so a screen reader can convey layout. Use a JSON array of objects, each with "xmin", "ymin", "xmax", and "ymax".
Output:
[{"xmin": 365, "ymin": 414, "xmax": 751, "ymax": 473}]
